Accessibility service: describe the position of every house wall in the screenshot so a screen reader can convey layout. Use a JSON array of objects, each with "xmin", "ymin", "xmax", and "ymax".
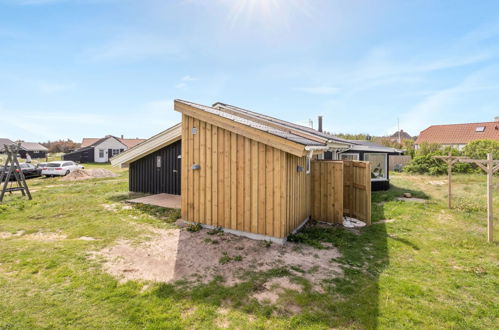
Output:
[
  {"xmin": 63, "ymin": 148, "xmax": 94, "ymax": 163},
  {"xmin": 129, "ymin": 141, "xmax": 181, "ymax": 195},
  {"xmin": 284, "ymin": 154, "xmax": 311, "ymax": 236},
  {"xmin": 181, "ymin": 114, "xmax": 290, "ymax": 238},
  {"xmin": 93, "ymin": 138, "xmax": 127, "ymax": 163},
  {"xmin": 19, "ymin": 150, "xmax": 47, "ymax": 159}
]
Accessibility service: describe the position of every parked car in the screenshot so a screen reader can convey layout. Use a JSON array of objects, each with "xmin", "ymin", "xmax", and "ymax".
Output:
[
  {"xmin": 41, "ymin": 161, "xmax": 84, "ymax": 177},
  {"xmin": 0, "ymin": 163, "xmax": 42, "ymax": 180}
]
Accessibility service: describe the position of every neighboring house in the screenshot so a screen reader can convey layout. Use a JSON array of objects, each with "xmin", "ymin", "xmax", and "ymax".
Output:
[
  {"xmin": 323, "ymin": 140, "xmax": 403, "ymax": 191},
  {"xmin": 388, "ymin": 129, "xmax": 413, "ymax": 143},
  {"xmin": 0, "ymin": 138, "xmax": 15, "ymax": 153},
  {"xmin": 63, "ymin": 136, "xmax": 145, "ymax": 163},
  {"xmin": 111, "ymin": 124, "xmax": 182, "ymax": 195},
  {"xmin": 18, "ymin": 142, "xmax": 49, "ymax": 159},
  {"xmin": 415, "ymin": 118, "xmax": 499, "ymax": 151},
  {"xmin": 113, "ymin": 100, "xmax": 357, "ymax": 242}
]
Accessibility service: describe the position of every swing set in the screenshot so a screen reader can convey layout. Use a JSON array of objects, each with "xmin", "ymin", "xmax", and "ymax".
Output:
[{"xmin": 0, "ymin": 144, "xmax": 32, "ymax": 203}]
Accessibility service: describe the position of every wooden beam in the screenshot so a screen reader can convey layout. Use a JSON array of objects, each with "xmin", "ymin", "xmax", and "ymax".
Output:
[{"xmin": 175, "ymin": 101, "xmax": 309, "ymax": 157}]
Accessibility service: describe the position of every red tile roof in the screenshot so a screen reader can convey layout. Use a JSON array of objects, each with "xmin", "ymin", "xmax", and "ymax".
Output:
[
  {"xmin": 81, "ymin": 137, "xmax": 146, "ymax": 149},
  {"xmin": 415, "ymin": 121, "xmax": 499, "ymax": 145}
]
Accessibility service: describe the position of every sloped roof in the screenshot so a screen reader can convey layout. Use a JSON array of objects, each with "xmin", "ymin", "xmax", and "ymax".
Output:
[
  {"xmin": 180, "ymin": 100, "xmax": 324, "ymax": 146},
  {"xmin": 213, "ymin": 102, "xmax": 351, "ymax": 145},
  {"xmin": 81, "ymin": 137, "xmax": 146, "ymax": 148},
  {"xmin": 20, "ymin": 142, "xmax": 48, "ymax": 151},
  {"xmin": 346, "ymin": 140, "xmax": 403, "ymax": 154},
  {"xmin": 111, "ymin": 123, "xmax": 182, "ymax": 167},
  {"xmin": 0, "ymin": 138, "xmax": 15, "ymax": 149},
  {"xmin": 415, "ymin": 121, "xmax": 499, "ymax": 145}
]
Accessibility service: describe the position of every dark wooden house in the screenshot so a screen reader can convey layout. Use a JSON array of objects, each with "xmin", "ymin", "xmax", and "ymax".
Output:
[
  {"xmin": 18, "ymin": 142, "xmax": 48, "ymax": 159},
  {"xmin": 324, "ymin": 140, "xmax": 403, "ymax": 191},
  {"xmin": 111, "ymin": 124, "xmax": 182, "ymax": 195}
]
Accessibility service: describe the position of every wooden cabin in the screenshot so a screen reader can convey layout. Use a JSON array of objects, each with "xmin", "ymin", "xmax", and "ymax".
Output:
[{"xmin": 112, "ymin": 100, "xmax": 372, "ymax": 242}]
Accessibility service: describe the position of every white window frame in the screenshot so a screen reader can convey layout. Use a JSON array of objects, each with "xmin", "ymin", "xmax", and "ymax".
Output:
[
  {"xmin": 156, "ymin": 156, "xmax": 162, "ymax": 168},
  {"xmin": 364, "ymin": 153, "xmax": 388, "ymax": 181},
  {"xmin": 98, "ymin": 149, "xmax": 104, "ymax": 158},
  {"xmin": 339, "ymin": 153, "xmax": 360, "ymax": 161},
  {"xmin": 112, "ymin": 149, "xmax": 120, "ymax": 156}
]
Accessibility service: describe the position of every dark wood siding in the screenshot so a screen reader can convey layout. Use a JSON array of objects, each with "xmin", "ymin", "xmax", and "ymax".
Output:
[
  {"xmin": 63, "ymin": 148, "xmax": 94, "ymax": 163},
  {"xmin": 19, "ymin": 150, "xmax": 47, "ymax": 159},
  {"xmin": 129, "ymin": 140, "xmax": 181, "ymax": 195}
]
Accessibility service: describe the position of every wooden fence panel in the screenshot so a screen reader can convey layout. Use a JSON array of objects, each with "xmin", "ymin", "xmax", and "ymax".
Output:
[
  {"xmin": 311, "ymin": 161, "xmax": 343, "ymax": 223},
  {"xmin": 343, "ymin": 160, "xmax": 371, "ymax": 224}
]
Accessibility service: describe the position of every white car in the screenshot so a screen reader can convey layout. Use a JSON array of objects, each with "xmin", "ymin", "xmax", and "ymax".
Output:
[{"xmin": 41, "ymin": 161, "xmax": 84, "ymax": 177}]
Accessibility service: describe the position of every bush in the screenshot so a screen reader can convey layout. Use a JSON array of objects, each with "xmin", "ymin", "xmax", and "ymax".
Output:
[
  {"xmin": 463, "ymin": 140, "xmax": 499, "ymax": 160},
  {"xmin": 404, "ymin": 155, "xmax": 447, "ymax": 175}
]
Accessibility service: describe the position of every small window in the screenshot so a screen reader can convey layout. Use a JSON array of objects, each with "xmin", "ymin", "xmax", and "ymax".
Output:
[
  {"xmin": 99, "ymin": 149, "xmax": 104, "ymax": 158},
  {"xmin": 112, "ymin": 149, "xmax": 120, "ymax": 156},
  {"xmin": 475, "ymin": 126, "xmax": 485, "ymax": 132},
  {"xmin": 364, "ymin": 153, "xmax": 387, "ymax": 180},
  {"xmin": 340, "ymin": 153, "xmax": 360, "ymax": 161},
  {"xmin": 156, "ymin": 156, "xmax": 161, "ymax": 168}
]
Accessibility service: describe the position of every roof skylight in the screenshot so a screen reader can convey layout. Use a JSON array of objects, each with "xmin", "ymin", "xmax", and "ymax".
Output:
[{"xmin": 475, "ymin": 126, "xmax": 485, "ymax": 132}]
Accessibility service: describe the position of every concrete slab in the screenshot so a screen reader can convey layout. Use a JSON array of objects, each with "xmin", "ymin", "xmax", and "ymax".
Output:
[{"xmin": 127, "ymin": 193, "xmax": 181, "ymax": 209}]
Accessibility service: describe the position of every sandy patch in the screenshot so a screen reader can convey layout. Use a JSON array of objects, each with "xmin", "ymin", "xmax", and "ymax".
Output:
[
  {"xmin": 24, "ymin": 232, "xmax": 67, "ymax": 241},
  {"xmin": 79, "ymin": 236, "xmax": 96, "ymax": 241},
  {"xmin": 252, "ymin": 277, "xmax": 303, "ymax": 304},
  {"xmin": 61, "ymin": 169, "xmax": 118, "ymax": 181},
  {"xmin": 94, "ymin": 226, "xmax": 342, "ymax": 292},
  {"xmin": 396, "ymin": 197, "xmax": 427, "ymax": 203},
  {"xmin": 0, "ymin": 230, "xmax": 25, "ymax": 239},
  {"xmin": 373, "ymin": 219, "xmax": 395, "ymax": 224}
]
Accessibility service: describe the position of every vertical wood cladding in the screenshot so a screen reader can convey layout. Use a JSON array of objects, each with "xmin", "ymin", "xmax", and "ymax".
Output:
[
  {"xmin": 129, "ymin": 140, "xmax": 181, "ymax": 195},
  {"xmin": 182, "ymin": 114, "xmax": 310, "ymax": 238}
]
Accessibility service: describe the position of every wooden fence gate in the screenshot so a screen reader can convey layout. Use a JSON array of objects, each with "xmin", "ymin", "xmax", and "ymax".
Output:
[
  {"xmin": 311, "ymin": 161, "xmax": 344, "ymax": 224},
  {"xmin": 343, "ymin": 160, "xmax": 371, "ymax": 224}
]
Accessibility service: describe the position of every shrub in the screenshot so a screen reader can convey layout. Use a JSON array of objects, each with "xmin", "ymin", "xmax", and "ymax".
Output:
[
  {"xmin": 186, "ymin": 223, "xmax": 202, "ymax": 232},
  {"xmin": 463, "ymin": 140, "xmax": 499, "ymax": 160},
  {"xmin": 404, "ymin": 155, "xmax": 447, "ymax": 175}
]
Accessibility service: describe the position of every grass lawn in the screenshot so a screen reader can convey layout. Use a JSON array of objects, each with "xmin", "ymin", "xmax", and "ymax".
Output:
[{"xmin": 0, "ymin": 166, "xmax": 497, "ymax": 329}]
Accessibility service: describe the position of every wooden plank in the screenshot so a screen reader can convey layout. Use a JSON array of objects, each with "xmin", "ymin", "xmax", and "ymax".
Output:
[
  {"xmin": 281, "ymin": 151, "xmax": 287, "ymax": 237},
  {"xmin": 230, "ymin": 132, "xmax": 237, "ymax": 230},
  {"xmin": 273, "ymin": 149, "xmax": 281, "ymax": 237},
  {"xmin": 193, "ymin": 118, "xmax": 200, "ymax": 223},
  {"xmin": 244, "ymin": 138, "xmax": 251, "ymax": 233},
  {"xmin": 199, "ymin": 120, "xmax": 206, "ymax": 224},
  {"xmin": 224, "ymin": 129, "xmax": 231, "ymax": 229},
  {"xmin": 205, "ymin": 123, "xmax": 212, "ymax": 226},
  {"xmin": 212, "ymin": 126, "xmax": 218, "ymax": 226},
  {"xmin": 265, "ymin": 145, "xmax": 274, "ymax": 237},
  {"xmin": 251, "ymin": 140, "xmax": 258, "ymax": 234},
  {"xmin": 236, "ymin": 135, "xmax": 244, "ymax": 231},
  {"xmin": 187, "ymin": 116, "xmax": 195, "ymax": 221},
  {"xmin": 258, "ymin": 143, "xmax": 266, "ymax": 235}
]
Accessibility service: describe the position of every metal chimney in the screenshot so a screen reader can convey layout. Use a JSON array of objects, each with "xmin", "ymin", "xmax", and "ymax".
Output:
[{"xmin": 318, "ymin": 116, "xmax": 323, "ymax": 132}]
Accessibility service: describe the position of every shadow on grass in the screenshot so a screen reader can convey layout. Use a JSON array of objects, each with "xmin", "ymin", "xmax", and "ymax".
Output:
[{"xmin": 144, "ymin": 186, "xmax": 433, "ymax": 328}]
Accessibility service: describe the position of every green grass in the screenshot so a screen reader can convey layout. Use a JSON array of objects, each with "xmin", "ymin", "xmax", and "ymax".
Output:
[{"xmin": 0, "ymin": 167, "xmax": 498, "ymax": 329}]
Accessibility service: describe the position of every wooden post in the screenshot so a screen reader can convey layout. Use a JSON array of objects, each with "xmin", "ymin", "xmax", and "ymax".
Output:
[{"xmin": 486, "ymin": 153, "xmax": 493, "ymax": 243}]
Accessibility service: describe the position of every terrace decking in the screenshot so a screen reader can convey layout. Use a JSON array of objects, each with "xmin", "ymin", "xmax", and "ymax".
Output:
[{"xmin": 127, "ymin": 193, "xmax": 181, "ymax": 209}]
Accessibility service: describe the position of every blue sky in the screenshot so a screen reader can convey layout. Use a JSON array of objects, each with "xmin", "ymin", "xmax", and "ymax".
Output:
[{"xmin": 1, "ymin": 0, "xmax": 499, "ymax": 142}]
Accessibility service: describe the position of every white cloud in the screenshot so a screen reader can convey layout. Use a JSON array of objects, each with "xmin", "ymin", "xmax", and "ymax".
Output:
[
  {"xmin": 294, "ymin": 86, "xmax": 339, "ymax": 95},
  {"xmin": 175, "ymin": 75, "xmax": 199, "ymax": 88}
]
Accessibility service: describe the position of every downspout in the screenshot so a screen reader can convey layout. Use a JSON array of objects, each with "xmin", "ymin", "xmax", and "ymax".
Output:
[{"xmin": 304, "ymin": 146, "xmax": 329, "ymax": 174}]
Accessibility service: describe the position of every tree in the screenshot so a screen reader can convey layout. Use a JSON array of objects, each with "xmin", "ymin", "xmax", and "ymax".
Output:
[{"xmin": 462, "ymin": 140, "xmax": 499, "ymax": 160}]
